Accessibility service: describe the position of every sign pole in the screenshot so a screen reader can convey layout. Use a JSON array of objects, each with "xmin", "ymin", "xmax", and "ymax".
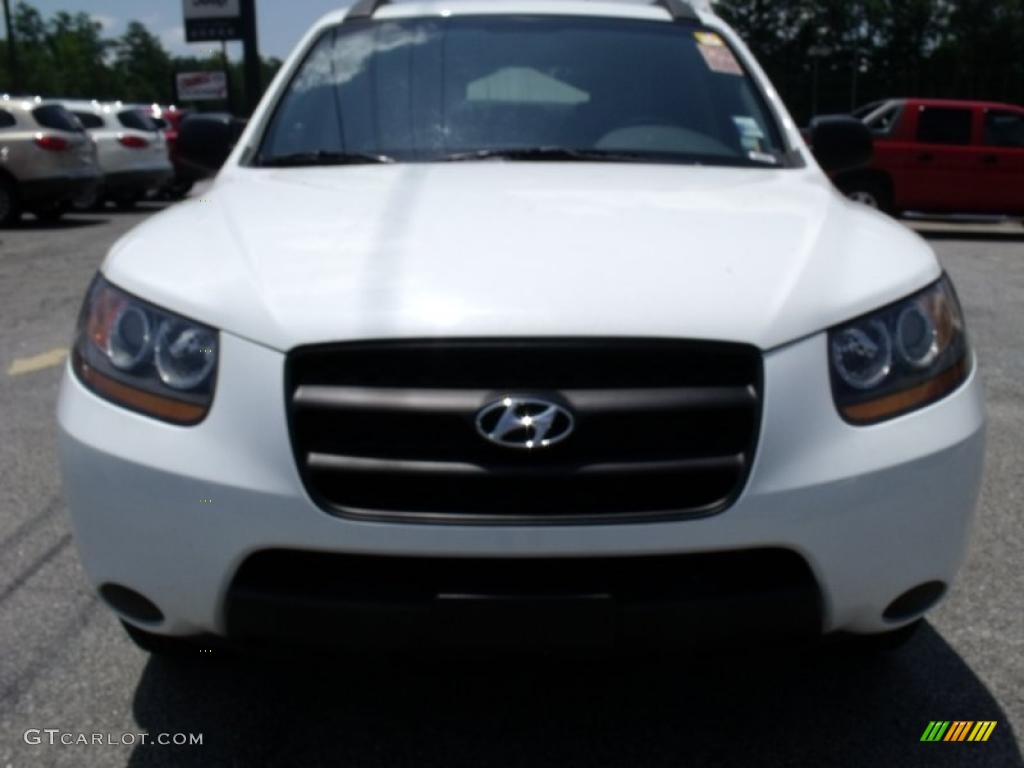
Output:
[
  {"xmin": 241, "ymin": 0, "xmax": 261, "ymax": 116},
  {"xmin": 2, "ymin": 0, "xmax": 19, "ymax": 93},
  {"xmin": 221, "ymin": 40, "xmax": 234, "ymax": 116}
]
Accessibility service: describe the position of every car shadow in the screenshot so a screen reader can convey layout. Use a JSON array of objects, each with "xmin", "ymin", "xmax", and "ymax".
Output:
[
  {"xmin": 918, "ymin": 230, "xmax": 1024, "ymax": 243},
  {"xmin": 6, "ymin": 216, "xmax": 110, "ymax": 230},
  {"xmin": 99, "ymin": 203, "xmax": 170, "ymax": 215},
  {"xmin": 126, "ymin": 623, "xmax": 1021, "ymax": 767}
]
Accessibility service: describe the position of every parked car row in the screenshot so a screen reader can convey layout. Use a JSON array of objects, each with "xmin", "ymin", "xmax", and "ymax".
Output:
[
  {"xmin": 0, "ymin": 96, "xmax": 100, "ymax": 225},
  {"xmin": 832, "ymin": 97, "xmax": 1024, "ymax": 217},
  {"xmin": 0, "ymin": 95, "xmax": 199, "ymax": 225},
  {"xmin": 57, "ymin": 100, "xmax": 172, "ymax": 210}
]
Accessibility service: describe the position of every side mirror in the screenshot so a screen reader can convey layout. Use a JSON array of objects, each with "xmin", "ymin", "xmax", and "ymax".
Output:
[
  {"xmin": 809, "ymin": 115, "xmax": 873, "ymax": 173},
  {"xmin": 176, "ymin": 113, "xmax": 248, "ymax": 178}
]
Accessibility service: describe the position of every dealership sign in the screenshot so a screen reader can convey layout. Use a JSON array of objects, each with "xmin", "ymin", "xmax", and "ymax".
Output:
[
  {"xmin": 182, "ymin": 0, "xmax": 242, "ymax": 42},
  {"xmin": 176, "ymin": 71, "xmax": 229, "ymax": 101}
]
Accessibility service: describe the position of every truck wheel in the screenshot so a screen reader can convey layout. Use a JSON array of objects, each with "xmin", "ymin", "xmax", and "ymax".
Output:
[
  {"xmin": 0, "ymin": 177, "xmax": 21, "ymax": 226},
  {"xmin": 842, "ymin": 177, "xmax": 893, "ymax": 214}
]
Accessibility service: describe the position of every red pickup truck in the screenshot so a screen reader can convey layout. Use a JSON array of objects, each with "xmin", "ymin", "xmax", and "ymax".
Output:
[{"xmin": 834, "ymin": 98, "xmax": 1024, "ymax": 216}]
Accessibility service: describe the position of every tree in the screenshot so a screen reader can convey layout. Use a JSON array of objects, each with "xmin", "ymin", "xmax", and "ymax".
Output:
[
  {"xmin": 46, "ymin": 12, "xmax": 115, "ymax": 98},
  {"xmin": 3, "ymin": 0, "xmax": 1020, "ymax": 119},
  {"xmin": 938, "ymin": 0, "xmax": 1024, "ymax": 103},
  {"xmin": 720, "ymin": 0, "xmax": 1023, "ymax": 123},
  {"xmin": 113, "ymin": 21, "xmax": 172, "ymax": 103},
  {"xmin": 0, "ymin": 38, "xmax": 8, "ymax": 90},
  {"xmin": 9, "ymin": 2, "xmax": 53, "ymax": 94},
  {"xmin": 0, "ymin": 2, "xmax": 281, "ymax": 108}
]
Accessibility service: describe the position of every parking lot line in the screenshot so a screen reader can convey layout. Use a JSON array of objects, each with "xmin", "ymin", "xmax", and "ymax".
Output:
[{"xmin": 7, "ymin": 347, "xmax": 68, "ymax": 377}]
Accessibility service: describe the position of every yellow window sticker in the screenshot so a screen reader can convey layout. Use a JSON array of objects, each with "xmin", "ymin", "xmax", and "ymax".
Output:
[{"xmin": 694, "ymin": 31, "xmax": 725, "ymax": 47}]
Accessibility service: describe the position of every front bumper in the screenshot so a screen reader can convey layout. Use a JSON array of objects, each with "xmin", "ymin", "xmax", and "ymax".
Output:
[{"xmin": 57, "ymin": 330, "xmax": 986, "ymax": 639}]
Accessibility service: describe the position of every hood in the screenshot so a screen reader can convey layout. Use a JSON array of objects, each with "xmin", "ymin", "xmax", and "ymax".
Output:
[{"xmin": 103, "ymin": 163, "xmax": 939, "ymax": 351}]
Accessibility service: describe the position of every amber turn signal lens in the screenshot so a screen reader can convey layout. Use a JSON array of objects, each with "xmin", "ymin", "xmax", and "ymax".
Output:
[
  {"xmin": 830, "ymin": 276, "xmax": 969, "ymax": 425},
  {"xmin": 74, "ymin": 353, "xmax": 208, "ymax": 425},
  {"xmin": 840, "ymin": 358, "xmax": 968, "ymax": 424}
]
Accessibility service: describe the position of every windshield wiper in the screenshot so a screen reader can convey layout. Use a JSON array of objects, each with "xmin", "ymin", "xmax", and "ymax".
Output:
[
  {"xmin": 438, "ymin": 147, "xmax": 655, "ymax": 163},
  {"xmin": 259, "ymin": 150, "xmax": 394, "ymax": 167}
]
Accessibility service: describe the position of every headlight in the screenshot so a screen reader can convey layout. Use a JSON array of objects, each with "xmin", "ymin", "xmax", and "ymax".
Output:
[
  {"xmin": 71, "ymin": 275, "xmax": 218, "ymax": 425},
  {"xmin": 829, "ymin": 276, "xmax": 970, "ymax": 424}
]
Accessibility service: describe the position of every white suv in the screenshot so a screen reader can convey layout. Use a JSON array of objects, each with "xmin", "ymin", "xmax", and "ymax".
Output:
[
  {"xmin": 0, "ymin": 96, "xmax": 100, "ymax": 224},
  {"xmin": 59, "ymin": 100, "xmax": 172, "ymax": 209},
  {"xmin": 57, "ymin": 0, "xmax": 986, "ymax": 653}
]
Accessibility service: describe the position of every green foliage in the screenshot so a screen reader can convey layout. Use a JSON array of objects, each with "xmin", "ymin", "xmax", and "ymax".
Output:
[
  {"xmin": 718, "ymin": 0, "xmax": 1024, "ymax": 122},
  {"xmin": 112, "ymin": 21, "xmax": 172, "ymax": 104},
  {"xmin": 0, "ymin": 2, "xmax": 281, "ymax": 111},
  {"xmin": 3, "ymin": 1, "xmax": 1021, "ymax": 120}
]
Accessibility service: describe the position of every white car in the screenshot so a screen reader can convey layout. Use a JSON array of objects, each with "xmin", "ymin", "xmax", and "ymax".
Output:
[
  {"xmin": 0, "ymin": 96, "xmax": 101, "ymax": 224},
  {"xmin": 57, "ymin": 0, "xmax": 986, "ymax": 654},
  {"xmin": 59, "ymin": 100, "xmax": 172, "ymax": 209}
]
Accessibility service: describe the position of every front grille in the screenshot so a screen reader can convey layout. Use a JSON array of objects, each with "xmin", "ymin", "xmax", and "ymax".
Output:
[{"xmin": 286, "ymin": 339, "xmax": 762, "ymax": 523}]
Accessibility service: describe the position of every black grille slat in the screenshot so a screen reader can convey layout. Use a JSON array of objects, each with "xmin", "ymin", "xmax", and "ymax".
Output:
[
  {"xmin": 289, "ymin": 339, "xmax": 759, "ymax": 389},
  {"xmin": 286, "ymin": 339, "xmax": 762, "ymax": 523},
  {"xmin": 294, "ymin": 385, "xmax": 756, "ymax": 413},
  {"xmin": 312, "ymin": 468, "xmax": 740, "ymax": 520},
  {"xmin": 294, "ymin": 408, "xmax": 754, "ymax": 464},
  {"xmin": 306, "ymin": 452, "xmax": 744, "ymax": 477}
]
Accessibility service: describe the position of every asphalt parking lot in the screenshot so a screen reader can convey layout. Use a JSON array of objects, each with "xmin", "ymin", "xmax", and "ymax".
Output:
[{"xmin": 1, "ymin": 195, "xmax": 1022, "ymax": 767}]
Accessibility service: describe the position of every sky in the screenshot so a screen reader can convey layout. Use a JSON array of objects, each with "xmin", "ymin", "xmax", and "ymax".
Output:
[{"xmin": 1, "ymin": 0, "xmax": 356, "ymax": 60}]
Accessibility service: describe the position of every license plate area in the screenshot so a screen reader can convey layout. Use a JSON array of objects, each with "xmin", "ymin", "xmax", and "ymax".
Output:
[{"xmin": 433, "ymin": 593, "xmax": 615, "ymax": 646}]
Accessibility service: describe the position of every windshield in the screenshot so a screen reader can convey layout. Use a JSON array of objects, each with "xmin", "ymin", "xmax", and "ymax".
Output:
[{"xmin": 257, "ymin": 16, "xmax": 788, "ymax": 168}]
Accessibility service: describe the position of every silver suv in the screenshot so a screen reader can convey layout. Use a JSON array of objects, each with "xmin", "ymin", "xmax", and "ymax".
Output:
[{"xmin": 0, "ymin": 95, "xmax": 101, "ymax": 225}]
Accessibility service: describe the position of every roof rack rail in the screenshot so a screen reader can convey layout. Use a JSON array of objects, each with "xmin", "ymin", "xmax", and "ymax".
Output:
[
  {"xmin": 655, "ymin": 0, "xmax": 702, "ymax": 22},
  {"xmin": 345, "ymin": 0, "xmax": 387, "ymax": 21},
  {"xmin": 347, "ymin": 0, "xmax": 702, "ymax": 23}
]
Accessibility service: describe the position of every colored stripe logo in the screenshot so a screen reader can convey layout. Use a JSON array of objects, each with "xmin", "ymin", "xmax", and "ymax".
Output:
[{"xmin": 921, "ymin": 721, "xmax": 997, "ymax": 742}]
